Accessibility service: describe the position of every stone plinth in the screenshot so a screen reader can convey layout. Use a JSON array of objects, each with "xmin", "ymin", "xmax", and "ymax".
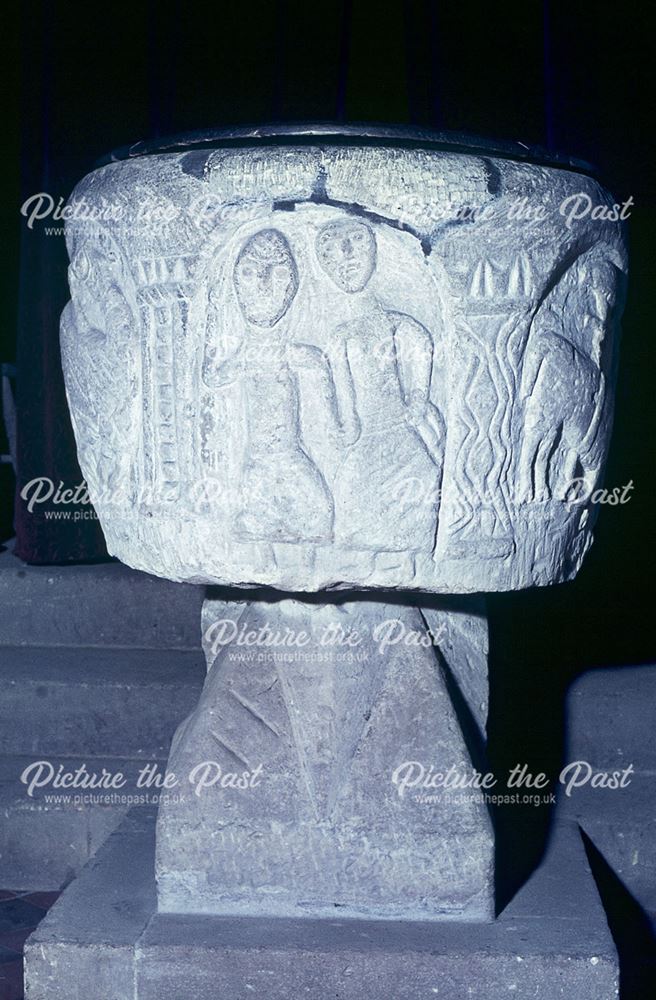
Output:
[{"xmin": 24, "ymin": 811, "xmax": 619, "ymax": 1000}]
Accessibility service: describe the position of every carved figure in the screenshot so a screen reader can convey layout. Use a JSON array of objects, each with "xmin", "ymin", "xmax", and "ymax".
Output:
[
  {"xmin": 202, "ymin": 228, "xmax": 338, "ymax": 543},
  {"xmin": 518, "ymin": 259, "xmax": 620, "ymax": 501},
  {"xmin": 62, "ymin": 235, "xmax": 137, "ymax": 501},
  {"xmin": 315, "ymin": 219, "xmax": 445, "ymax": 552}
]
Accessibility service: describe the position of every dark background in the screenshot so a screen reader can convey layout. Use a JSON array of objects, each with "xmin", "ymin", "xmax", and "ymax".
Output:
[{"xmin": 4, "ymin": 0, "xmax": 655, "ymax": 982}]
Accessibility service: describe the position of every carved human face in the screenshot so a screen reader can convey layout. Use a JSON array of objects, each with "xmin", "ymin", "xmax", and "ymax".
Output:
[
  {"xmin": 234, "ymin": 229, "xmax": 298, "ymax": 327},
  {"xmin": 69, "ymin": 248, "xmax": 91, "ymax": 283},
  {"xmin": 69, "ymin": 249, "xmax": 101, "ymax": 328},
  {"xmin": 316, "ymin": 220, "xmax": 376, "ymax": 293}
]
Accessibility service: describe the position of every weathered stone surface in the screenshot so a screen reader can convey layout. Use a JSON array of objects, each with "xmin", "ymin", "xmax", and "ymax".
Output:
[
  {"xmin": 157, "ymin": 596, "xmax": 493, "ymax": 919},
  {"xmin": 60, "ymin": 144, "xmax": 627, "ymax": 592},
  {"xmin": 0, "ymin": 645, "xmax": 204, "ymax": 757},
  {"xmin": 0, "ymin": 754, "xmax": 128, "ymax": 890},
  {"xmin": 0, "ymin": 547, "xmax": 203, "ymax": 649},
  {"xmin": 24, "ymin": 812, "xmax": 619, "ymax": 1000}
]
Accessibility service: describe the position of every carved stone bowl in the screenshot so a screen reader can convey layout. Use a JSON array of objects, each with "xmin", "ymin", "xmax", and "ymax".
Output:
[{"xmin": 61, "ymin": 126, "xmax": 628, "ymax": 592}]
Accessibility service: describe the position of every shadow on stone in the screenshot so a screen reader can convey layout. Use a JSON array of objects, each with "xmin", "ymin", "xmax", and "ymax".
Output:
[
  {"xmin": 582, "ymin": 829, "xmax": 656, "ymax": 1000},
  {"xmin": 488, "ymin": 591, "xmax": 566, "ymax": 914}
]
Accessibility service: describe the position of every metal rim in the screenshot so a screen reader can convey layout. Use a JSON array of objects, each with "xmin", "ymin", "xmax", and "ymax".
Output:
[{"xmin": 96, "ymin": 121, "xmax": 597, "ymax": 176}]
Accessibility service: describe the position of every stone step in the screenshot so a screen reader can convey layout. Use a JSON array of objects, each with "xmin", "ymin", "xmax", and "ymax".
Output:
[
  {"xmin": 0, "ymin": 755, "xmax": 157, "ymax": 891},
  {"xmin": 0, "ymin": 644, "xmax": 204, "ymax": 758},
  {"xmin": 560, "ymin": 663, "xmax": 656, "ymax": 923},
  {"xmin": 0, "ymin": 547, "xmax": 203, "ymax": 649}
]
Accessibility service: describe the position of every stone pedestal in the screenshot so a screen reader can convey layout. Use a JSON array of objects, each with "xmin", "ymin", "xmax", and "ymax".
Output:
[{"xmin": 157, "ymin": 596, "xmax": 493, "ymax": 919}]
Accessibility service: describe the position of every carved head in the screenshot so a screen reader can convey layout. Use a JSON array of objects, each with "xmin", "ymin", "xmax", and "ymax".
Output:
[
  {"xmin": 579, "ymin": 260, "xmax": 621, "ymax": 369},
  {"xmin": 69, "ymin": 248, "xmax": 91, "ymax": 284},
  {"xmin": 315, "ymin": 220, "xmax": 376, "ymax": 293},
  {"xmin": 233, "ymin": 229, "xmax": 298, "ymax": 327},
  {"xmin": 68, "ymin": 248, "xmax": 103, "ymax": 331}
]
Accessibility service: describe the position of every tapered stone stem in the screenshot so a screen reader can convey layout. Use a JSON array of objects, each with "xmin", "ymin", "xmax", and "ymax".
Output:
[{"xmin": 156, "ymin": 595, "xmax": 494, "ymax": 920}]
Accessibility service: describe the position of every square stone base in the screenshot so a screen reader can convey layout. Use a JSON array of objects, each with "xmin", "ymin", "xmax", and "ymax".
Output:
[{"xmin": 24, "ymin": 810, "xmax": 618, "ymax": 1000}]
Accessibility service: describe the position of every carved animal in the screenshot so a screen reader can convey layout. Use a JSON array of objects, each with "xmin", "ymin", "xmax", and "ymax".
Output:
[{"xmin": 518, "ymin": 312, "xmax": 606, "ymax": 502}]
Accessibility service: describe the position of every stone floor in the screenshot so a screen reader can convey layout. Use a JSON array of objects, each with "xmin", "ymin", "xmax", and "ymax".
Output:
[{"xmin": 0, "ymin": 891, "xmax": 59, "ymax": 1000}]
